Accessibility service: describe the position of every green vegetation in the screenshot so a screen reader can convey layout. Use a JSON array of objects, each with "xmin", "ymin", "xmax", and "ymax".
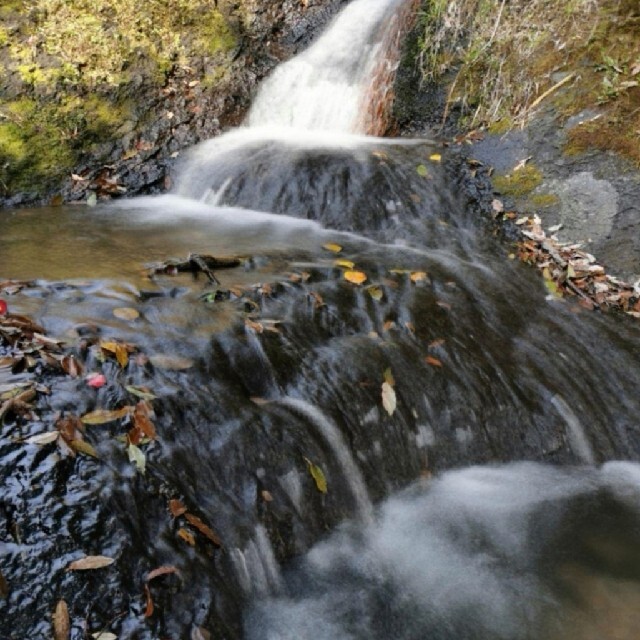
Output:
[
  {"xmin": 492, "ymin": 164, "xmax": 543, "ymax": 198},
  {"xmin": 0, "ymin": 0, "xmax": 239, "ymax": 198},
  {"xmin": 418, "ymin": 0, "xmax": 640, "ymax": 164}
]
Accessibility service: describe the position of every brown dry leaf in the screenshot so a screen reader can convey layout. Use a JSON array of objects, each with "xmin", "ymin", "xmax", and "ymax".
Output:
[
  {"xmin": 0, "ymin": 568, "xmax": 8, "ymax": 599},
  {"xmin": 177, "ymin": 528, "xmax": 196, "ymax": 546},
  {"xmin": 261, "ymin": 490, "xmax": 274, "ymax": 502},
  {"xmin": 53, "ymin": 599, "xmax": 70, "ymax": 640},
  {"xmin": 169, "ymin": 499, "xmax": 188, "ymax": 517},
  {"xmin": 146, "ymin": 565, "xmax": 181, "ymax": 582},
  {"xmin": 144, "ymin": 584, "xmax": 154, "ymax": 618},
  {"xmin": 425, "ymin": 356, "xmax": 443, "ymax": 368},
  {"xmin": 133, "ymin": 401, "xmax": 156, "ymax": 440},
  {"xmin": 100, "ymin": 341, "xmax": 130, "ymax": 368},
  {"xmin": 56, "ymin": 415, "xmax": 84, "ymax": 442},
  {"xmin": 81, "ymin": 407, "xmax": 130, "ymax": 425},
  {"xmin": 245, "ymin": 318, "xmax": 264, "ymax": 334},
  {"xmin": 113, "ymin": 307, "xmax": 140, "ymax": 322},
  {"xmin": 184, "ymin": 513, "xmax": 222, "ymax": 547},
  {"xmin": 61, "ymin": 355, "xmax": 83, "ymax": 378},
  {"xmin": 344, "ymin": 270, "xmax": 368, "ymax": 285},
  {"xmin": 67, "ymin": 555, "xmax": 115, "ymax": 571},
  {"xmin": 381, "ymin": 381, "xmax": 397, "ymax": 416}
]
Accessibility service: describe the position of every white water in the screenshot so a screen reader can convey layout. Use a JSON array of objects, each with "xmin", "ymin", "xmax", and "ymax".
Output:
[
  {"xmin": 247, "ymin": 0, "xmax": 406, "ymax": 133},
  {"xmin": 245, "ymin": 463, "xmax": 640, "ymax": 640}
]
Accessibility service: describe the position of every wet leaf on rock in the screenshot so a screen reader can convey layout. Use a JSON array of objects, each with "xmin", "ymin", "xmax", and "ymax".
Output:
[
  {"xmin": 381, "ymin": 381, "xmax": 397, "ymax": 416},
  {"xmin": 343, "ymin": 270, "xmax": 367, "ymax": 285},
  {"xmin": 127, "ymin": 443, "xmax": 146, "ymax": 474},
  {"xmin": 86, "ymin": 373, "xmax": 107, "ymax": 388},
  {"xmin": 416, "ymin": 164, "xmax": 429, "ymax": 177},
  {"xmin": 410, "ymin": 271, "xmax": 429, "ymax": 284},
  {"xmin": 132, "ymin": 401, "xmax": 156, "ymax": 440},
  {"xmin": 425, "ymin": 356, "xmax": 443, "ymax": 368},
  {"xmin": 323, "ymin": 243, "xmax": 342, "ymax": 253},
  {"xmin": 81, "ymin": 407, "xmax": 130, "ymax": 425},
  {"xmin": 0, "ymin": 568, "xmax": 8, "ymax": 598},
  {"xmin": 144, "ymin": 584, "xmax": 154, "ymax": 618},
  {"xmin": 53, "ymin": 599, "xmax": 70, "ymax": 640},
  {"xmin": 184, "ymin": 513, "xmax": 222, "ymax": 547},
  {"xmin": 367, "ymin": 285, "xmax": 384, "ymax": 301},
  {"xmin": 304, "ymin": 457, "xmax": 328, "ymax": 494},
  {"xmin": 169, "ymin": 499, "xmax": 188, "ymax": 517},
  {"xmin": 125, "ymin": 385, "xmax": 156, "ymax": 400},
  {"xmin": 334, "ymin": 259, "xmax": 355, "ymax": 269},
  {"xmin": 177, "ymin": 528, "xmax": 196, "ymax": 546},
  {"xmin": 429, "ymin": 153, "xmax": 442, "ymax": 163},
  {"xmin": 100, "ymin": 341, "xmax": 130, "ymax": 368},
  {"xmin": 112, "ymin": 307, "xmax": 140, "ymax": 321},
  {"xmin": 26, "ymin": 431, "xmax": 60, "ymax": 445},
  {"xmin": 383, "ymin": 368, "xmax": 395, "ymax": 387},
  {"xmin": 67, "ymin": 555, "xmax": 115, "ymax": 571},
  {"xmin": 146, "ymin": 565, "xmax": 181, "ymax": 582},
  {"xmin": 91, "ymin": 633, "xmax": 117, "ymax": 640},
  {"xmin": 69, "ymin": 439, "xmax": 99, "ymax": 458}
]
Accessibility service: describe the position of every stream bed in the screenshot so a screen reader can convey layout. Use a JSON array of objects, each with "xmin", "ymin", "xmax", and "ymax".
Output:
[{"xmin": 1, "ymin": 0, "xmax": 640, "ymax": 638}]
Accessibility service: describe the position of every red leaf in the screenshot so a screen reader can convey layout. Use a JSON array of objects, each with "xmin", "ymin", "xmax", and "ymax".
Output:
[
  {"xmin": 425, "ymin": 356, "xmax": 443, "ymax": 368},
  {"xmin": 0, "ymin": 300, "xmax": 7, "ymax": 315},
  {"xmin": 86, "ymin": 373, "xmax": 107, "ymax": 388},
  {"xmin": 169, "ymin": 499, "xmax": 187, "ymax": 518}
]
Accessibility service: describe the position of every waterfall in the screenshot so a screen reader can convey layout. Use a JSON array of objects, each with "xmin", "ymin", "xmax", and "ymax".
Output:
[{"xmin": 247, "ymin": 0, "xmax": 411, "ymax": 134}]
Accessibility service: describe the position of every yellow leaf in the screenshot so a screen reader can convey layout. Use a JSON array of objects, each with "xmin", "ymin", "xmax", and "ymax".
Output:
[
  {"xmin": 343, "ymin": 270, "xmax": 367, "ymax": 285},
  {"xmin": 383, "ymin": 368, "xmax": 395, "ymax": 386},
  {"xmin": 177, "ymin": 528, "xmax": 196, "ymax": 547},
  {"xmin": 112, "ymin": 307, "xmax": 140, "ymax": 321},
  {"xmin": 410, "ymin": 271, "xmax": 429, "ymax": 283},
  {"xmin": 81, "ymin": 407, "xmax": 130, "ymax": 425},
  {"xmin": 323, "ymin": 243, "xmax": 342, "ymax": 253},
  {"xmin": 367, "ymin": 285, "xmax": 383, "ymax": 301},
  {"xmin": 69, "ymin": 439, "xmax": 99, "ymax": 458},
  {"xmin": 67, "ymin": 555, "xmax": 115, "ymax": 571},
  {"xmin": 334, "ymin": 259, "xmax": 355, "ymax": 269},
  {"xmin": 304, "ymin": 457, "xmax": 328, "ymax": 493},
  {"xmin": 381, "ymin": 381, "xmax": 397, "ymax": 416},
  {"xmin": 429, "ymin": 153, "xmax": 442, "ymax": 162},
  {"xmin": 127, "ymin": 443, "xmax": 146, "ymax": 474}
]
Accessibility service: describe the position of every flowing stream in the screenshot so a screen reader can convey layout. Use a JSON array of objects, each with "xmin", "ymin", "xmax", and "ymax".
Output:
[{"xmin": 1, "ymin": 1, "xmax": 640, "ymax": 638}]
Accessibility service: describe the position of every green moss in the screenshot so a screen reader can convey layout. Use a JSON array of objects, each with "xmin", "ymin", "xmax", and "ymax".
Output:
[
  {"xmin": 0, "ymin": 27, "xmax": 8, "ymax": 47},
  {"xmin": 493, "ymin": 164, "xmax": 544, "ymax": 198},
  {"xmin": 529, "ymin": 193, "xmax": 560, "ymax": 208},
  {"xmin": 487, "ymin": 118, "xmax": 514, "ymax": 135}
]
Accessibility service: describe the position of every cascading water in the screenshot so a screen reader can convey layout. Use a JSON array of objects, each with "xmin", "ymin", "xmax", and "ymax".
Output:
[{"xmin": 1, "ymin": 0, "xmax": 640, "ymax": 638}]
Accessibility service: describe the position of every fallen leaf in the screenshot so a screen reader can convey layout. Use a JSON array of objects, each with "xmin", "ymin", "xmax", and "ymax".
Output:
[
  {"xmin": 125, "ymin": 385, "xmax": 157, "ymax": 400},
  {"xmin": 261, "ymin": 490, "xmax": 274, "ymax": 502},
  {"xmin": 144, "ymin": 584, "xmax": 154, "ymax": 618},
  {"xmin": 91, "ymin": 633, "xmax": 117, "ymax": 640},
  {"xmin": 184, "ymin": 513, "xmax": 222, "ymax": 547},
  {"xmin": 416, "ymin": 164, "xmax": 429, "ymax": 177},
  {"xmin": 26, "ymin": 431, "xmax": 60, "ymax": 445},
  {"xmin": 53, "ymin": 599, "xmax": 70, "ymax": 640},
  {"xmin": 367, "ymin": 285, "xmax": 384, "ymax": 301},
  {"xmin": 0, "ymin": 569, "xmax": 8, "ymax": 598},
  {"xmin": 492, "ymin": 199, "xmax": 504, "ymax": 213},
  {"xmin": 0, "ymin": 300, "xmax": 7, "ymax": 315},
  {"xmin": 334, "ymin": 259, "xmax": 355, "ymax": 269},
  {"xmin": 127, "ymin": 443, "xmax": 146, "ymax": 474},
  {"xmin": 81, "ymin": 407, "xmax": 130, "ymax": 425},
  {"xmin": 149, "ymin": 354, "xmax": 194, "ymax": 370},
  {"xmin": 323, "ymin": 243, "xmax": 342, "ymax": 253},
  {"xmin": 133, "ymin": 401, "xmax": 156, "ymax": 440},
  {"xmin": 177, "ymin": 528, "xmax": 196, "ymax": 546},
  {"xmin": 381, "ymin": 381, "xmax": 397, "ymax": 416},
  {"xmin": 425, "ymin": 356, "xmax": 443, "ymax": 367},
  {"xmin": 343, "ymin": 270, "xmax": 368, "ymax": 285},
  {"xmin": 146, "ymin": 565, "xmax": 180, "ymax": 582},
  {"xmin": 304, "ymin": 457, "xmax": 328, "ymax": 493},
  {"xmin": 383, "ymin": 368, "xmax": 395, "ymax": 386},
  {"xmin": 169, "ymin": 499, "xmax": 188, "ymax": 517},
  {"xmin": 112, "ymin": 307, "xmax": 140, "ymax": 321},
  {"xmin": 410, "ymin": 271, "xmax": 428, "ymax": 284},
  {"xmin": 245, "ymin": 318, "xmax": 264, "ymax": 334},
  {"xmin": 69, "ymin": 439, "xmax": 99, "ymax": 458},
  {"xmin": 429, "ymin": 153, "xmax": 442, "ymax": 162},
  {"xmin": 428, "ymin": 338, "xmax": 446, "ymax": 349},
  {"xmin": 67, "ymin": 555, "xmax": 115, "ymax": 571}
]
